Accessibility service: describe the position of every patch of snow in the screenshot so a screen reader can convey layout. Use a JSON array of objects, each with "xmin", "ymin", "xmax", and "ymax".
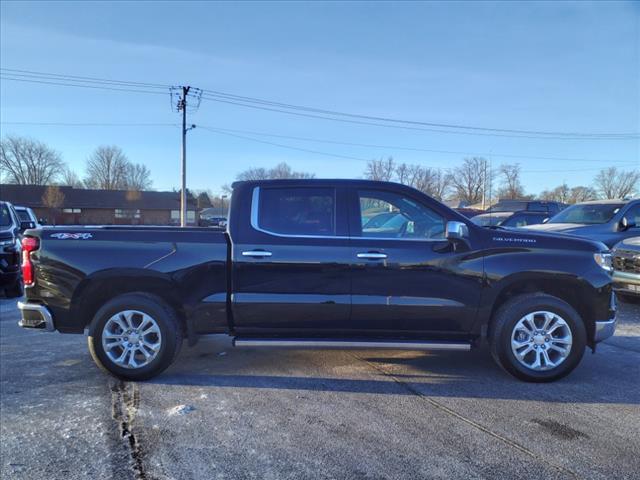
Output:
[{"xmin": 167, "ymin": 404, "xmax": 195, "ymax": 416}]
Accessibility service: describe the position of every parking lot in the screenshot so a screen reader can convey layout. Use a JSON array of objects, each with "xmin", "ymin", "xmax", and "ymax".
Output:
[{"xmin": 0, "ymin": 298, "xmax": 638, "ymax": 480}]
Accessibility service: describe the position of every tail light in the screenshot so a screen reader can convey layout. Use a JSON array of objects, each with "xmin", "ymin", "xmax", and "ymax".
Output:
[{"xmin": 21, "ymin": 236, "xmax": 39, "ymax": 286}]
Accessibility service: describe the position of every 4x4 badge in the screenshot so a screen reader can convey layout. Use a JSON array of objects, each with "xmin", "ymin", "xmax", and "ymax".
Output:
[{"xmin": 50, "ymin": 233, "xmax": 93, "ymax": 240}]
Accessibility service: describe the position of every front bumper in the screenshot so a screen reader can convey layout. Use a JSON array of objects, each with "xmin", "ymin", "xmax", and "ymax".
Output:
[
  {"xmin": 612, "ymin": 270, "xmax": 640, "ymax": 297},
  {"xmin": 594, "ymin": 318, "xmax": 616, "ymax": 343},
  {"xmin": 17, "ymin": 302, "xmax": 55, "ymax": 332}
]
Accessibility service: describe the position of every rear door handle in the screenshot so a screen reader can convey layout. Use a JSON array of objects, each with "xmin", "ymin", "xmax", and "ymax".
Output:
[
  {"xmin": 242, "ymin": 250, "xmax": 273, "ymax": 258},
  {"xmin": 357, "ymin": 252, "xmax": 388, "ymax": 260}
]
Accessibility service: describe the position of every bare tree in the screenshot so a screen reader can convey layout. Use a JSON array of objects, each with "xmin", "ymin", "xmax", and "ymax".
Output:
[
  {"xmin": 60, "ymin": 167, "xmax": 84, "ymax": 188},
  {"xmin": 268, "ymin": 162, "xmax": 315, "ymax": 179},
  {"xmin": 236, "ymin": 162, "xmax": 314, "ymax": 181},
  {"xmin": 41, "ymin": 185, "xmax": 65, "ymax": 225},
  {"xmin": 498, "ymin": 163, "xmax": 524, "ymax": 200},
  {"xmin": 393, "ymin": 163, "xmax": 451, "ymax": 200},
  {"xmin": 364, "ymin": 157, "xmax": 395, "ymax": 182},
  {"xmin": 236, "ymin": 167, "xmax": 270, "ymax": 181},
  {"xmin": 539, "ymin": 183, "xmax": 570, "ymax": 203},
  {"xmin": 594, "ymin": 167, "xmax": 640, "ymax": 199},
  {"xmin": 568, "ymin": 186, "xmax": 598, "ymax": 204},
  {"xmin": 124, "ymin": 163, "xmax": 152, "ymax": 190},
  {"xmin": 84, "ymin": 146, "xmax": 130, "ymax": 190},
  {"xmin": 0, "ymin": 135, "xmax": 65, "ymax": 185},
  {"xmin": 196, "ymin": 191, "xmax": 212, "ymax": 209},
  {"xmin": 450, "ymin": 157, "xmax": 493, "ymax": 205}
]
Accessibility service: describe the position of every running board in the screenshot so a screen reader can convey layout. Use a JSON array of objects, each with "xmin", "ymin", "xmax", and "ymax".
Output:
[{"xmin": 232, "ymin": 338, "xmax": 471, "ymax": 351}]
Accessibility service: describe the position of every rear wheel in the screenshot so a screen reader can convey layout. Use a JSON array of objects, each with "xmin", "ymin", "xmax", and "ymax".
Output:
[
  {"xmin": 489, "ymin": 294, "xmax": 586, "ymax": 382},
  {"xmin": 87, "ymin": 293, "xmax": 183, "ymax": 381}
]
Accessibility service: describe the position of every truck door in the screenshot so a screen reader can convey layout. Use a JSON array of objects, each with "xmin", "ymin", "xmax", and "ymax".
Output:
[
  {"xmin": 231, "ymin": 184, "xmax": 352, "ymax": 334},
  {"xmin": 348, "ymin": 187, "xmax": 483, "ymax": 335}
]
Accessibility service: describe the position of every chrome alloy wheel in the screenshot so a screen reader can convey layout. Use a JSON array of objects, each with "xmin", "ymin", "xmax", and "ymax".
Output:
[
  {"xmin": 102, "ymin": 310, "xmax": 162, "ymax": 369},
  {"xmin": 510, "ymin": 311, "xmax": 573, "ymax": 371}
]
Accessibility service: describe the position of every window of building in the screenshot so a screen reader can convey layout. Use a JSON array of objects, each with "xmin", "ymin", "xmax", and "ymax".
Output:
[
  {"xmin": 170, "ymin": 210, "xmax": 196, "ymax": 222},
  {"xmin": 256, "ymin": 187, "xmax": 335, "ymax": 236},
  {"xmin": 63, "ymin": 208, "xmax": 81, "ymax": 214},
  {"xmin": 115, "ymin": 209, "xmax": 141, "ymax": 219},
  {"xmin": 358, "ymin": 190, "xmax": 445, "ymax": 239}
]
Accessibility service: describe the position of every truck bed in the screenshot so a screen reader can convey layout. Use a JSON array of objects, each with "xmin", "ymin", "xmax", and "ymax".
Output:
[{"xmin": 27, "ymin": 226, "xmax": 229, "ymax": 335}]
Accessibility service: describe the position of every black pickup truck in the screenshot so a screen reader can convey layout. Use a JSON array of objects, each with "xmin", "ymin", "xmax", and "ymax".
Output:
[{"xmin": 18, "ymin": 179, "xmax": 616, "ymax": 382}]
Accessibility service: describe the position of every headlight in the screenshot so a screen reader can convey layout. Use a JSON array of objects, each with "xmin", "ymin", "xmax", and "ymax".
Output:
[{"xmin": 594, "ymin": 252, "xmax": 613, "ymax": 272}]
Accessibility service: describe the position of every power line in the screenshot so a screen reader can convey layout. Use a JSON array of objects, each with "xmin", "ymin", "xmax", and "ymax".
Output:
[
  {"xmin": 197, "ymin": 125, "xmax": 639, "ymax": 164},
  {"xmin": 3, "ymin": 67, "xmax": 637, "ymax": 140},
  {"xmin": 199, "ymin": 125, "xmax": 635, "ymax": 173},
  {"xmin": 3, "ymin": 120, "xmax": 636, "ymax": 167},
  {"xmin": 0, "ymin": 75, "xmax": 167, "ymax": 96},
  {"xmin": 1, "ymin": 121, "xmax": 177, "ymax": 127},
  {"xmin": 0, "ymin": 68, "xmax": 169, "ymax": 89},
  {"xmin": 198, "ymin": 126, "xmax": 375, "ymax": 162},
  {"xmin": 200, "ymin": 94, "xmax": 638, "ymax": 141},
  {"xmin": 200, "ymin": 91, "xmax": 637, "ymax": 139}
]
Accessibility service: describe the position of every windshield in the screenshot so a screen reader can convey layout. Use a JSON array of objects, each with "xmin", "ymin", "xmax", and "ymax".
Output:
[
  {"xmin": 0, "ymin": 204, "xmax": 12, "ymax": 227},
  {"xmin": 549, "ymin": 203, "xmax": 622, "ymax": 225}
]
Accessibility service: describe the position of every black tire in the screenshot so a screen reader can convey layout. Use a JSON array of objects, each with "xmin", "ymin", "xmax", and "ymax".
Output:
[
  {"xmin": 4, "ymin": 280, "xmax": 23, "ymax": 298},
  {"xmin": 87, "ymin": 293, "xmax": 183, "ymax": 381},
  {"xmin": 489, "ymin": 293, "xmax": 586, "ymax": 382}
]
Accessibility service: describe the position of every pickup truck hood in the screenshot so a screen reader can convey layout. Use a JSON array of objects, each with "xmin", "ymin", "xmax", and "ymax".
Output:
[
  {"xmin": 524, "ymin": 223, "xmax": 593, "ymax": 234},
  {"xmin": 487, "ymin": 226, "xmax": 607, "ymax": 253}
]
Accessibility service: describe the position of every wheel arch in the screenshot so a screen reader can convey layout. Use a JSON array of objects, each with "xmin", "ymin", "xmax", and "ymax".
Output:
[
  {"xmin": 71, "ymin": 269, "xmax": 188, "ymax": 337},
  {"xmin": 481, "ymin": 273, "xmax": 597, "ymax": 345}
]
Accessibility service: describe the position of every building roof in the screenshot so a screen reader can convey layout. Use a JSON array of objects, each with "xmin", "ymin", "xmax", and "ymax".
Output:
[{"xmin": 0, "ymin": 184, "xmax": 197, "ymax": 210}]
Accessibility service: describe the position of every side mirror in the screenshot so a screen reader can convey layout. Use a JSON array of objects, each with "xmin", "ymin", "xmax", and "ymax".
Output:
[
  {"xmin": 620, "ymin": 216, "xmax": 636, "ymax": 231},
  {"xmin": 542, "ymin": 217, "xmax": 550, "ymax": 224},
  {"xmin": 446, "ymin": 220, "xmax": 469, "ymax": 241}
]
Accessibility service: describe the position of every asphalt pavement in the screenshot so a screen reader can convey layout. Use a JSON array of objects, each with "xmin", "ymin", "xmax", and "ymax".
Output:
[{"xmin": 1, "ymin": 298, "xmax": 639, "ymax": 480}]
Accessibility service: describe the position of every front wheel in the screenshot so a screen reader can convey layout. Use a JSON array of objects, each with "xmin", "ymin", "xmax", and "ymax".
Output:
[
  {"xmin": 489, "ymin": 294, "xmax": 586, "ymax": 382},
  {"xmin": 87, "ymin": 293, "xmax": 183, "ymax": 381}
]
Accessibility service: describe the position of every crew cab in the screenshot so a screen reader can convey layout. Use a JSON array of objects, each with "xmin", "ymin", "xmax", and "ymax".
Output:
[{"xmin": 18, "ymin": 179, "xmax": 616, "ymax": 382}]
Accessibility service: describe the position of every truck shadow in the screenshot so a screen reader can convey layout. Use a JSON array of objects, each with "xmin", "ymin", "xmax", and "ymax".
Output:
[{"xmin": 148, "ymin": 337, "xmax": 640, "ymax": 405}]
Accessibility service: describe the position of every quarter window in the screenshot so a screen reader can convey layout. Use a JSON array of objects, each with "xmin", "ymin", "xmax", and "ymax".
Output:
[
  {"xmin": 358, "ymin": 190, "xmax": 445, "ymax": 239},
  {"xmin": 257, "ymin": 187, "xmax": 335, "ymax": 236}
]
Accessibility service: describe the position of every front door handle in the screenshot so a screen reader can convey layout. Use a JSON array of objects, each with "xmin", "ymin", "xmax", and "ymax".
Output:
[
  {"xmin": 357, "ymin": 252, "xmax": 388, "ymax": 260},
  {"xmin": 242, "ymin": 250, "xmax": 273, "ymax": 258}
]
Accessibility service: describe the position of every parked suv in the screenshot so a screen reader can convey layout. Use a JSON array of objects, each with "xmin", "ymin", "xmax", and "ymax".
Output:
[
  {"xmin": 612, "ymin": 236, "xmax": 640, "ymax": 303},
  {"xmin": 14, "ymin": 205, "xmax": 40, "ymax": 230},
  {"xmin": 0, "ymin": 201, "xmax": 24, "ymax": 297},
  {"xmin": 526, "ymin": 199, "xmax": 640, "ymax": 248},
  {"xmin": 488, "ymin": 200, "xmax": 565, "ymax": 216},
  {"xmin": 472, "ymin": 210, "xmax": 550, "ymax": 228}
]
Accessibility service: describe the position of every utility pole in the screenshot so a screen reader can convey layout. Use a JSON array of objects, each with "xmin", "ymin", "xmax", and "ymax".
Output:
[
  {"xmin": 171, "ymin": 86, "xmax": 202, "ymax": 227},
  {"xmin": 180, "ymin": 86, "xmax": 190, "ymax": 227}
]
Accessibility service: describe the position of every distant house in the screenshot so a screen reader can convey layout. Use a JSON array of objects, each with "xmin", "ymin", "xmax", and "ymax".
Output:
[{"xmin": 0, "ymin": 184, "xmax": 198, "ymax": 226}]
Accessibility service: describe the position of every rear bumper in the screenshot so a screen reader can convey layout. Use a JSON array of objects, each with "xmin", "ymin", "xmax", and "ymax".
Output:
[{"xmin": 17, "ymin": 302, "xmax": 55, "ymax": 332}]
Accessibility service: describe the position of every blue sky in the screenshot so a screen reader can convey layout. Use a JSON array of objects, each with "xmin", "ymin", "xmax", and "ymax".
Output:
[{"xmin": 1, "ymin": 1, "xmax": 638, "ymax": 196}]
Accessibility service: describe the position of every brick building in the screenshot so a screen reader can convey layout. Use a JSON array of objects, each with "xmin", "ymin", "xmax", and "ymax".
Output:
[{"xmin": 0, "ymin": 184, "xmax": 198, "ymax": 226}]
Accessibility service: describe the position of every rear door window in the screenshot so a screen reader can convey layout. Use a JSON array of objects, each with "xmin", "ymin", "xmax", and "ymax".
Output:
[{"xmin": 257, "ymin": 187, "xmax": 335, "ymax": 236}]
